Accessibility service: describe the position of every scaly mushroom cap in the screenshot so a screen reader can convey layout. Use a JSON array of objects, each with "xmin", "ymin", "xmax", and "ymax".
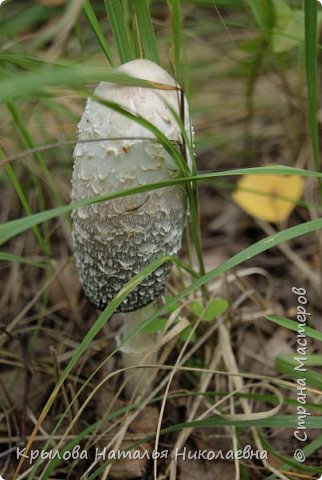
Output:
[{"xmin": 71, "ymin": 59, "xmax": 192, "ymax": 312}]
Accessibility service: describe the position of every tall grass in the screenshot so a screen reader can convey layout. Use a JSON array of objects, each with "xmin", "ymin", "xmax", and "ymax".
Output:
[{"xmin": 0, "ymin": 1, "xmax": 321, "ymax": 479}]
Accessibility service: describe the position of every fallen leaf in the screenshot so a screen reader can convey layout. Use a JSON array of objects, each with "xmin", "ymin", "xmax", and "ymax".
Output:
[{"xmin": 233, "ymin": 171, "xmax": 304, "ymax": 223}]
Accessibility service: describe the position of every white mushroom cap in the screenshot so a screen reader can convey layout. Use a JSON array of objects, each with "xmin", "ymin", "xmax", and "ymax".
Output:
[{"xmin": 71, "ymin": 59, "xmax": 193, "ymax": 312}]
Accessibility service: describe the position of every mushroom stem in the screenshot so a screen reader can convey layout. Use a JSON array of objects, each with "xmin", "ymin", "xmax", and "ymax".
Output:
[{"xmin": 121, "ymin": 300, "xmax": 158, "ymax": 398}]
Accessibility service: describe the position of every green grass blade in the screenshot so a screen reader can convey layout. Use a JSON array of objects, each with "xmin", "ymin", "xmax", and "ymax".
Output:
[
  {"xmin": 304, "ymin": 0, "xmax": 321, "ymax": 184},
  {"xmin": 0, "ymin": 3, "xmax": 54, "ymax": 39},
  {"xmin": 264, "ymin": 433, "xmax": 322, "ymax": 479},
  {"xmin": 104, "ymin": 0, "xmax": 133, "ymax": 63},
  {"xmin": 4, "ymin": 163, "xmax": 49, "ymax": 255},
  {"xmin": 266, "ymin": 315, "xmax": 322, "ymax": 342},
  {"xmin": 261, "ymin": 433, "xmax": 322, "ymax": 476},
  {"xmin": 127, "ymin": 0, "xmax": 141, "ymax": 58},
  {"xmin": 0, "ymin": 251, "xmax": 48, "ymax": 269},
  {"xmin": 7, "ymin": 101, "xmax": 63, "ymax": 207},
  {"xmin": 245, "ymin": 0, "xmax": 276, "ymax": 35},
  {"xmin": 0, "ymin": 53, "xmax": 50, "ymax": 69},
  {"xmin": 132, "ymin": 0, "xmax": 160, "ymax": 63},
  {"xmin": 0, "ymin": 64, "xmax": 173, "ymax": 103},
  {"xmin": 168, "ymin": 0, "xmax": 182, "ymax": 78},
  {"xmin": 0, "ymin": 65, "xmax": 105, "ymax": 103},
  {"xmin": 83, "ymin": 0, "xmax": 114, "ymax": 65},
  {"xmin": 155, "ymin": 414, "xmax": 322, "ymax": 429},
  {"xmin": 183, "ymin": 0, "xmax": 243, "ymax": 4},
  {"xmin": 276, "ymin": 355, "xmax": 322, "ymax": 390},
  {"xmin": 1, "ymin": 165, "xmax": 322, "ymax": 247}
]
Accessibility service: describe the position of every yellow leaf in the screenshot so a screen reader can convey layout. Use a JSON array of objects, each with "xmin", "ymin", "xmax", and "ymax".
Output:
[{"xmin": 233, "ymin": 172, "xmax": 304, "ymax": 223}]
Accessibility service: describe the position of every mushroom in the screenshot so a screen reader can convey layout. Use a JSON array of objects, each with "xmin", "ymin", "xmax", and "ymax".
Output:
[{"xmin": 71, "ymin": 59, "xmax": 193, "ymax": 397}]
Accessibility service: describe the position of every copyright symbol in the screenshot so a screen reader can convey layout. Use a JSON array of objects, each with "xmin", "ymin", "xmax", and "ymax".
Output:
[{"xmin": 294, "ymin": 449, "xmax": 305, "ymax": 463}]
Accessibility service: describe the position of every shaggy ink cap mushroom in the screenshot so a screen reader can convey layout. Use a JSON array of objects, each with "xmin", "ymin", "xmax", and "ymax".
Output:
[{"xmin": 71, "ymin": 59, "xmax": 193, "ymax": 313}]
